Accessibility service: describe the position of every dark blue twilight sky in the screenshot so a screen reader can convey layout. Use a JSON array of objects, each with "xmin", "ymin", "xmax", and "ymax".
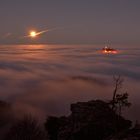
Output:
[{"xmin": 0, "ymin": 0, "xmax": 140, "ymax": 44}]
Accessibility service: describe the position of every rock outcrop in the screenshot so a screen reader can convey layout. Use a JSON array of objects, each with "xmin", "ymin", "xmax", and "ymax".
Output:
[
  {"xmin": 45, "ymin": 100, "xmax": 131, "ymax": 140},
  {"xmin": 109, "ymin": 123, "xmax": 140, "ymax": 140}
]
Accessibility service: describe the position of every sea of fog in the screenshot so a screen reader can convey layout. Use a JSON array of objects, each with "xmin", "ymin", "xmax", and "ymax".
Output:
[{"xmin": 0, "ymin": 44, "xmax": 140, "ymax": 122}]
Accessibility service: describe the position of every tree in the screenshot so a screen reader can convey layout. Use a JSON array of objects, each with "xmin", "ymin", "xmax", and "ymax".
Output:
[
  {"xmin": 4, "ymin": 116, "xmax": 47, "ymax": 140},
  {"xmin": 115, "ymin": 92, "xmax": 131, "ymax": 116},
  {"xmin": 110, "ymin": 75, "xmax": 131, "ymax": 116},
  {"xmin": 111, "ymin": 75, "xmax": 124, "ymax": 111}
]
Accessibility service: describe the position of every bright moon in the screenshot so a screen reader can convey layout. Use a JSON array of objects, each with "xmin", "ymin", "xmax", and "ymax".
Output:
[{"xmin": 30, "ymin": 31, "xmax": 37, "ymax": 38}]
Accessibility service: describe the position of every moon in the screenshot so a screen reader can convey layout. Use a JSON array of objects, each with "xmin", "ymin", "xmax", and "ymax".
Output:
[
  {"xmin": 30, "ymin": 31, "xmax": 37, "ymax": 38},
  {"xmin": 21, "ymin": 27, "xmax": 63, "ymax": 39}
]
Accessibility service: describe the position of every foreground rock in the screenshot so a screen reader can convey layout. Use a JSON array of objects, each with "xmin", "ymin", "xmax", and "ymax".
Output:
[
  {"xmin": 109, "ymin": 123, "xmax": 140, "ymax": 140},
  {"xmin": 45, "ymin": 100, "xmax": 131, "ymax": 140}
]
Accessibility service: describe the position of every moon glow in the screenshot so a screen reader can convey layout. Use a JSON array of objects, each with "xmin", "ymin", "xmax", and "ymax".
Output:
[{"xmin": 30, "ymin": 31, "xmax": 37, "ymax": 38}]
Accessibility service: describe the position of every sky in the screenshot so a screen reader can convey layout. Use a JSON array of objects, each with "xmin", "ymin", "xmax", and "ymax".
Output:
[{"xmin": 0, "ymin": 0, "xmax": 140, "ymax": 44}]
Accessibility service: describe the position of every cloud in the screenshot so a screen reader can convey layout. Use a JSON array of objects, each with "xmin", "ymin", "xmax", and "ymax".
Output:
[
  {"xmin": 0, "ymin": 61, "xmax": 29, "ymax": 71},
  {"xmin": 70, "ymin": 76, "xmax": 108, "ymax": 86},
  {"xmin": 1, "ymin": 33, "xmax": 12, "ymax": 40},
  {"xmin": 0, "ymin": 45, "xmax": 139, "ymax": 121}
]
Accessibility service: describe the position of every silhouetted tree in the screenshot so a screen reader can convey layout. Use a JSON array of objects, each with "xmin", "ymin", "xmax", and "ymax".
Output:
[
  {"xmin": 111, "ymin": 75, "xmax": 124, "ymax": 111},
  {"xmin": 4, "ymin": 116, "xmax": 47, "ymax": 140},
  {"xmin": 115, "ymin": 92, "xmax": 131, "ymax": 116},
  {"xmin": 109, "ymin": 75, "xmax": 131, "ymax": 115}
]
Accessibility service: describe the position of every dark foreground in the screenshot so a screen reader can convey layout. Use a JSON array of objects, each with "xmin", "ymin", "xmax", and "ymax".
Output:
[{"xmin": 0, "ymin": 99, "xmax": 140, "ymax": 140}]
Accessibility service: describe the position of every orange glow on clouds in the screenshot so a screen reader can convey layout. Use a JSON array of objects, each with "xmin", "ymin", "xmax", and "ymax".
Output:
[{"xmin": 102, "ymin": 50, "xmax": 118, "ymax": 54}]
